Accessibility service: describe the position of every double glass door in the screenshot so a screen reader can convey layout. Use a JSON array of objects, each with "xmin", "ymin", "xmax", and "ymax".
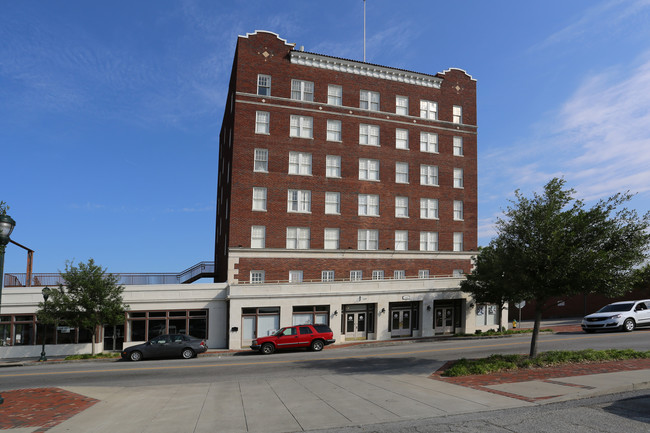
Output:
[
  {"xmin": 391, "ymin": 309, "xmax": 412, "ymax": 337},
  {"xmin": 345, "ymin": 312, "xmax": 366, "ymax": 340},
  {"xmin": 435, "ymin": 308, "xmax": 454, "ymax": 334}
]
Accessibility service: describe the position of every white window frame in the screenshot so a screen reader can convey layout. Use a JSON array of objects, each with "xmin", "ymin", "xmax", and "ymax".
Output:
[
  {"xmin": 394, "ymin": 270, "xmax": 405, "ymax": 280},
  {"xmin": 453, "ymin": 269, "xmax": 464, "ymax": 277},
  {"xmin": 420, "ymin": 198, "xmax": 439, "ymax": 219},
  {"xmin": 289, "ymin": 270, "xmax": 303, "ymax": 283},
  {"xmin": 453, "ymin": 105, "xmax": 463, "ymax": 124},
  {"xmin": 327, "ymin": 120, "xmax": 342, "ymax": 142},
  {"xmin": 252, "ymin": 187, "xmax": 267, "ymax": 211},
  {"xmin": 420, "ymin": 132, "xmax": 438, "ymax": 153},
  {"xmin": 359, "ymin": 124, "xmax": 380, "ymax": 146},
  {"xmin": 453, "ymin": 200, "xmax": 464, "ymax": 221},
  {"xmin": 395, "ymin": 230, "xmax": 408, "ymax": 251},
  {"xmin": 250, "ymin": 270, "xmax": 265, "ymax": 284},
  {"xmin": 453, "ymin": 168, "xmax": 464, "ymax": 188},
  {"xmin": 358, "ymin": 229, "xmax": 378, "ymax": 250},
  {"xmin": 257, "ymin": 74, "xmax": 271, "ymax": 96},
  {"xmin": 453, "ymin": 232, "xmax": 464, "ymax": 252},
  {"xmin": 326, "ymin": 155, "xmax": 341, "ymax": 178},
  {"xmin": 290, "ymin": 115, "xmax": 313, "ymax": 138},
  {"xmin": 395, "ymin": 128, "xmax": 409, "ymax": 150},
  {"xmin": 395, "ymin": 196, "xmax": 409, "ymax": 218},
  {"xmin": 291, "ymin": 79, "xmax": 314, "ymax": 101},
  {"xmin": 360, "ymin": 90, "xmax": 380, "ymax": 111},
  {"xmin": 372, "ymin": 270, "xmax": 384, "ymax": 280},
  {"xmin": 420, "ymin": 231, "xmax": 438, "ymax": 251},
  {"xmin": 350, "ymin": 270, "xmax": 363, "ymax": 281},
  {"xmin": 255, "ymin": 111, "xmax": 270, "ymax": 134},
  {"xmin": 324, "ymin": 228, "xmax": 340, "ymax": 250},
  {"xmin": 327, "ymin": 85, "xmax": 342, "ymax": 106},
  {"xmin": 288, "ymin": 151, "xmax": 312, "ymax": 176},
  {"xmin": 395, "ymin": 162, "xmax": 409, "ymax": 184},
  {"xmin": 254, "ymin": 148, "xmax": 268, "ymax": 172},
  {"xmin": 322, "ymin": 270, "xmax": 335, "ymax": 282},
  {"xmin": 358, "ymin": 194, "xmax": 379, "ymax": 216},
  {"xmin": 287, "ymin": 227, "xmax": 310, "ymax": 250},
  {"xmin": 251, "ymin": 226, "xmax": 266, "ymax": 249},
  {"xmin": 420, "ymin": 100, "xmax": 438, "ymax": 120},
  {"xmin": 395, "ymin": 95, "xmax": 408, "ymax": 115},
  {"xmin": 359, "ymin": 158, "xmax": 379, "ymax": 181},
  {"xmin": 418, "ymin": 270, "xmax": 430, "ymax": 279},
  {"xmin": 325, "ymin": 192, "xmax": 341, "ymax": 214},
  {"xmin": 453, "ymin": 136, "xmax": 464, "ymax": 156},
  {"xmin": 420, "ymin": 165, "xmax": 439, "ymax": 186},
  {"xmin": 287, "ymin": 190, "xmax": 311, "ymax": 213}
]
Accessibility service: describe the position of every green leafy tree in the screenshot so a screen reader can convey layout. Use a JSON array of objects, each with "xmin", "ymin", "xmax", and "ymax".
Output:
[
  {"xmin": 37, "ymin": 259, "xmax": 128, "ymax": 355},
  {"xmin": 462, "ymin": 178, "xmax": 650, "ymax": 357}
]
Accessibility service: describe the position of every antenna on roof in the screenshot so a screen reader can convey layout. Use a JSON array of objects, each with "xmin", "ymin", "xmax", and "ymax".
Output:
[{"xmin": 363, "ymin": 0, "xmax": 366, "ymax": 62}]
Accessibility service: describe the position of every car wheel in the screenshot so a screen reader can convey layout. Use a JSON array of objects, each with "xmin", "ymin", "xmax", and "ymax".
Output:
[
  {"xmin": 623, "ymin": 318, "xmax": 635, "ymax": 332},
  {"xmin": 181, "ymin": 348, "xmax": 195, "ymax": 359},
  {"xmin": 260, "ymin": 343, "xmax": 275, "ymax": 355},
  {"xmin": 129, "ymin": 351, "xmax": 142, "ymax": 362},
  {"xmin": 310, "ymin": 339, "xmax": 324, "ymax": 352}
]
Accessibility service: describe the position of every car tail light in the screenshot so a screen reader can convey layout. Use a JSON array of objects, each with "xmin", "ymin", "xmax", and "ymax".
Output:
[{"xmin": 200, "ymin": 341, "xmax": 206, "ymax": 347}]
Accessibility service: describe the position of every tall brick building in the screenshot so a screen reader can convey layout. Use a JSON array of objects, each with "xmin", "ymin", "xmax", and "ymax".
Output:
[{"xmin": 216, "ymin": 31, "xmax": 492, "ymax": 348}]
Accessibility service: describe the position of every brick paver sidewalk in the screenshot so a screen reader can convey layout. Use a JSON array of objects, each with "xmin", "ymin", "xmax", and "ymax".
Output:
[{"xmin": 0, "ymin": 388, "xmax": 98, "ymax": 432}]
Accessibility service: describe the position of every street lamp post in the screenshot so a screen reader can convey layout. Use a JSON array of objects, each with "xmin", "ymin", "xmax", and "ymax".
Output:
[
  {"xmin": 0, "ymin": 210, "xmax": 17, "ymax": 406},
  {"xmin": 39, "ymin": 287, "xmax": 51, "ymax": 362}
]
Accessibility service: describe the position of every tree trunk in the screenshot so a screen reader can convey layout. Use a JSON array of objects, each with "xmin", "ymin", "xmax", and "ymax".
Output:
[
  {"xmin": 529, "ymin": 302, "xmax": 544, "ymax": 358},
  {"xmin": 91, "ymin": 332, "xmax": 97, "ymax": 355}
]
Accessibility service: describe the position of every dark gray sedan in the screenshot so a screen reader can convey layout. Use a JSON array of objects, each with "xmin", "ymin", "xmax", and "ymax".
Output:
[{"xmin": 121, "ymin": 334, "xmax": 208, "ymax": 361}]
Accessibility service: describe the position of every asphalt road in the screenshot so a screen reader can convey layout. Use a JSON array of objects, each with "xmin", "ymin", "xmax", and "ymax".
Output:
[{"xmin": 2, "ymin": 329, "xmax": 649, "ymax": 391}]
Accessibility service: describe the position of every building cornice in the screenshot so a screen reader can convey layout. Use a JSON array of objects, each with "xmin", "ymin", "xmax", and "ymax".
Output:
[
  {"xmin": 290, "ymin": 51, "xmax": 443, "ymax": 89},
  {"xmin": 229, "ymin": 248, "xmax": 476, "ymax": 261}
]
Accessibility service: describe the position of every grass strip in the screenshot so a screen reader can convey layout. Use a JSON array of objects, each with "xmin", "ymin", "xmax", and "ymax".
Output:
[
  {"xmin": 64, "ymin": 352, "xmax": 121, "ymax": 360},
  {"xmin": 442, "ymin": 349, "xmax": 650, "ymax": 377}
]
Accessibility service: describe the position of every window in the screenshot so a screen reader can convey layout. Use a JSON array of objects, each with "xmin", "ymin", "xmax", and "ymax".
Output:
[
  {"xmin": 395, "ymin": 230, "xmax": 408, "ymax": 251},
  {"xmin": 372, "ymin": 270, "xmax": 384, "ymax": 280},
  {"xmin": 359, "ymin": 158, "xmax": 379, "ymax": 181},
  {"xmin": 324, "ymin": 228, "xmax": 340, "ymax": 250},
  {"xmin": 360, "ymin": 90, "xmax": 380, "ymax": 111},
  {"xmin": 358, "ymin": 229, "xmax": 378, "ymax": 250},
  {"xmin": 291, "ymin": 79, "xmax": 314, "ymax": 101},
  {"xmin": 420, "ymin": 198, "xmax": 438, "ymax": 219},
  {"xmin": 453, "ymin": 136, "xmax": 463, "ymax": 156},
  {"xmin": 255, "ymin": 111, "xmax": 269, "ymax": 134},
  {"xmin": 325, "ymin": 192, "xmax": 340, "ymax": 214},
  {"xmin": 453, "ymin": 105, "xmax": 462, "ymax": 124},
  {"xmin": 420, "ymin": 231, "xmax": 438, "ymax": 251},
  {"xmin": 127, "ymin": 310, "xmax": 208, "ymax": 341},
  {"xmin": 453, "ymin": 200, "xmax": 464, "ymax": 220},
  {"xmin": 287, "ymin": 190, "xmax": 311, "ymax": 213},
  {"xmin": 359, "ymin": 124, "xmax": 380, "ymax": 146},
  {"xmin": 358, "ymin": 194, "xmax": 379, "ymax": 216},
  {"xmin": 420, "ymin": 100, "xmax": 437, "ymax": 120},
  {"xmin": 254, "ymin": 148, "xmax": 268, "ymax": 172},
  {"xmin": 250, "ymin": 271, "xmax": 265, "ymax": 284},
  {"xmin": 287, "ymin": 227, "xmax": 310, "ymax": 249},
  {"xmin": 289, "ymin": 270, "xmax": 303, "ymax": 283},
  {"xmin": 350, "ymin": 270, "xmax": 363, "ymax": 281},
  {"xmin": 327, "ymin": 120, "xmax": 342, "ymax": 142},
  {"xmin": 418, "ymin": 270, "xmax": 430, "ymax": 279},
  {"xmin": 420, "ymin": 132, "xmax": 438, "ymax": 153},
  {"xmin": 322, "ymin": 270, "xmax": 335, "ymax": 282},
  {"xmin": 396, "ymin": 162, "xmax": 409, "ymax": 184},
  {"xmin": 395, "ymin": 129, "xmax": 409, "ymax": 150},
  {"xmin": 453, "ymin": 168, "xmax": 464, "ymax": 188},
  {"xmin": 328, "ymin": 85, "xmax": 342, "ymax": 106},
  {"xmin": 293, "ymin": 305, "xmax": 330, "ymax": 326},
  {"xmin": 395, "ymin": 196, "xmax": 409, "ymax": 218},
  {"xmin": 251, "ymin": 226, "xmax": 265, "ymax": 248},
  {"xmin": 476, "ymin": 304, "xmax": 498, "ymax": 326},
  {"xmin": 420, "ymin": 165, "xmax": 438, "ymax": 186},
  {"xmin": 242, "ymin": 307, "xmax": 280, "ymax": 342},
  {"xmin": 288, "ymin": 151, "xmax": 312, "ymax": 175},
  {"xmin": 453, "ymin": 269, "xmax": 464, "ymax": 277},
  {"xmin": 252, "ymin": 187, "xmax": 267, "ymax": 211},
  {"xmin": 394, "ymin": 270, "xmax": 405, "ymax": 279},
  {"xmin": 326, "ymin": 155, "xmax": 341, "ymax": 178},
  {"xmin": 453, "ymin": 232, "xmax": 464, "ymax": 251},
  {"xmin": 290, "ymin": 115, "xmax": 313, "ymax": 138},
  {"xmin": 257, "ymin": 75, "xmax": 271, "ymax": 96},
  {"xmin": 396, "ymin": 95, "xmax": 408, "ymax": 115}
]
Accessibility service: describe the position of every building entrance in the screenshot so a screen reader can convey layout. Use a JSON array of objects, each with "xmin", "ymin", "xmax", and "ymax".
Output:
[
  {"xmin": 345, "ymin": 312, "xmax": 366, "ymax": 340},
  {"xmin": 390, "ymin": 309, "xmax": 412, "ymax": 337},
  {"xmin": 435, "ymin": 307, "xmax": 454, "ymax": 334},
  {"xmin": 103, "ymin": 325, "xmax": 124, "ymax": 351}
]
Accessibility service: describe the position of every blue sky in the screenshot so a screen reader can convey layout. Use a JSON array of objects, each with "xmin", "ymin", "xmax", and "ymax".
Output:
[{"xmin": 2, "ymin": 0, "xmax": 650, "ymax": 275}]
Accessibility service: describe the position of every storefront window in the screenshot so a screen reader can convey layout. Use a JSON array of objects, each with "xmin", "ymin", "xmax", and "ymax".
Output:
[
  {"xmin": 126, "ymin": 310, "xmax": 208, "ymax": 342},
  {"xmin": 292, "ymin": 305, "xmax": 329, "ymax": 326}
]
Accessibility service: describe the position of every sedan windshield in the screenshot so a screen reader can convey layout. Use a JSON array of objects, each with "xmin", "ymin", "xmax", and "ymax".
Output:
[{"xmin": 596, "ymin": 303, "xmax": 634, "ymax": 313}]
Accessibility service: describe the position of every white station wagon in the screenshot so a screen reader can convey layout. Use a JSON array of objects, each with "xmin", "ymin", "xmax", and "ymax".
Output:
[{"xmin": 581, "ymin": 300, "xmax": 650, "ymax": 333}]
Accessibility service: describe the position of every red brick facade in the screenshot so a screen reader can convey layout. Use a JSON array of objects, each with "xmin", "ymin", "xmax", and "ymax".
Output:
[{"xmin": 215, "ymin": 31, "xmax": 477, "ymax": 284}]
